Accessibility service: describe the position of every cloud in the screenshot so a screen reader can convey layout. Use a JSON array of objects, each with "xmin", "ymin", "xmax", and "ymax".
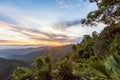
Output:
[
  {"xmin": 52, "ymin": 19, "xmax": 81, "ymax": 32},
  {"xmin": 0, "ymin": 20, "xmax": 78, "ymax": 45},
  {"xmin": 57, "ymin": 0, "xmax": 81, "ymax": 9},
  {"xmin": 0, "ymin": 40, "xmax": 26, "ymax": 46},
  {"xmin": 0, "ymin": 40, "xmax": 9, "ymax": 42},
  {"xmin": 0, "ymin": 4, "xmax": 105, "ymax": 46},
  {"xmin": 0, "ymin": 5, "xmax": 82, "ymax": 45},
  {"xmin": 0, "ymin": 5, "xmax": 52, "ymax": 29},
  {"xmin": 10, "ymin": 25, "xmax": 76, "ymax": 43},
  {"xmin": 64, "ymin": 20, "xmax": 81, "ymax": 27}
]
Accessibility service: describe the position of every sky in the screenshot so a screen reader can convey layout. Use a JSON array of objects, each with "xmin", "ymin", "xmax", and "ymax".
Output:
[{"xmin": 0, "ymin": 0, "xmax": 105, "ymax": 46}]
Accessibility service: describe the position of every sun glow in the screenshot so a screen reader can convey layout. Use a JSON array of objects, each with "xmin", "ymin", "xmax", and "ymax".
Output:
[
  {"xmin": 0, "ymin": 39, "xmax": 65, "ymax": 46},
  {"xmin": 26, "ymin": 40, "xmax": 62, "ymax": 46}
]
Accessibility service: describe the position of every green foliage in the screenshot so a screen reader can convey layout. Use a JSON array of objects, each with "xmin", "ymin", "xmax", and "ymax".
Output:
[
  {"xmin": 12, "ymin": 67, "xmax": 33, "ymax": 80},
  {"xmin": 106, "ymin": 54, "xmax": 120, "ymax": 78},
  {"xmin": 91, "ymin": 54, "xmax": 120, "ymax": 80},
  {"xmin": 63, "ymin": 23, "xmax": 120, "ymax": 79},
  {"xmin": 91, "ymin": 61, "xmax": 110, "ymax": 78},
  {"xmin": 72, "ymin": 35, "xmax": 95, "ymax": 61},
  {"xmin": 35, "ymin": 55, "xmax": 52, "ymax": 80},
  {"xmin": 12, "ymin": 55, "xmax": 52, "ymax": 80},
  {"xmin": 109, "ymin": 34, "xmax": 120, "ymax": 54},
  {"xmin": 58, "ymin": 58, "xmax": 76, "ymax": 80}
]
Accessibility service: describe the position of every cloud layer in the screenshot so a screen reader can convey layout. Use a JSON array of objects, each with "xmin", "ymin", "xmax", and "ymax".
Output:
[{"xmin": 0, "ymin": 0, "xmax": 105, "ymax": 46}]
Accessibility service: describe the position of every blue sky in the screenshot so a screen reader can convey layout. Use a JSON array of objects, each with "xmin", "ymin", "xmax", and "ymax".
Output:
[{"xmin": 0, "ymin": 0, "xmax": 105, "ymax": 46}]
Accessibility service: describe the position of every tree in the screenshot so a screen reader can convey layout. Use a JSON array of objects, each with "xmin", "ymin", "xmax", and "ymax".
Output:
[
  {"xmin": 35, "ymin": 55, "xmax": 52, "ymax": 80},
  {"xmin": 12, "ymin": 67, "xmax": 33, "ymax": 80},
  {"xmin": 72, "ymin": 45, "xmax": 77, "ymax": 51},
  {"xmin": 109, "ymin": 34, "xmax": 120, "ymax": 55},
  {"xmin": 81, "ymin": 0, "xmax": 120, "ymax": 25},
  {"xmin": 12, "ymin": 55, "xmax": 52, "ymax": 80},
  {"xmin": 92, "ymin": 31, "xmax": 98, "ymax": 38},
  {"xmin": 93, "ymin": 23, "xmax": 120, "ymax": 58},
  {"xmin": 58, "ymin": 58, "xmax": 77, "ymax": 80}
]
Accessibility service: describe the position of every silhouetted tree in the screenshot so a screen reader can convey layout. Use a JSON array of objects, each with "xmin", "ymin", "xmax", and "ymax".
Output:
[{"xmin": 81, "ymin": 0, "xmax": 120, "ymax": 25}]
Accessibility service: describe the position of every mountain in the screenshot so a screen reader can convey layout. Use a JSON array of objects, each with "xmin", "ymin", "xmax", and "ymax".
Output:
[
  {"xmin": 0, "ymin": 47, "xmax": 45, "ymax": 58},
  {"xmin": 0, "ymin": 58, "xmax": 29, "ymax": 80},
  {"xmin": 7, "ymin": 45, "xmax": 73, "ymax": 63},
  {"xmin": 0, "ymin": 45, "xmax": 73, "ymax": 63}
]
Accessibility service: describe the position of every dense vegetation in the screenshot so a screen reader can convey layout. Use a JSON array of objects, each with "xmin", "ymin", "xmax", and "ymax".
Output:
[{"xmin": 12, "ymin": 0, "xmax": 120, "ymax": 80}]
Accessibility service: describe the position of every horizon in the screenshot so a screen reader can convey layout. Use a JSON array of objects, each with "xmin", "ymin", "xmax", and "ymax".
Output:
[
  {"xmin": 0, "ymin": 0, "xmax": 105, "ymax": 46},
  {"xmin": 0, "ymin": 45, "xmax": 48, "ymax": 49}
]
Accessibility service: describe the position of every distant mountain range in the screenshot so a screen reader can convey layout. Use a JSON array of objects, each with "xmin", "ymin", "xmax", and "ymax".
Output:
[
  {"xmin": 0, "ymin": 46, "xmax": 46, "ymax": 58},
  {"xmin": 0, "ymin": 45, "xmax": 73, "ymax": 80},
  {"xmin": 19, "ymin": 45, "xmax": 73, "ymax": 63}
]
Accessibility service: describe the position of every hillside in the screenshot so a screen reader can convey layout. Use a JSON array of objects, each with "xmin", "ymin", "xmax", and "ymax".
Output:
[
  {"xmin": 13, "ymin": 45, "xmax": 73, "ymax": 63},
  {"xmin": 0, "ymin": 58, "xmax": 29, "ymax": 80},
  {"xmin": 0, "ymin": 47, "xmax": 45, "ymax": 58}
]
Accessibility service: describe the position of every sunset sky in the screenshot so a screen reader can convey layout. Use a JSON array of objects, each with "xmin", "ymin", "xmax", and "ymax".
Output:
[{"xmin": 0, "ymin": 0, "xmax": 105, "ymax": 46}]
